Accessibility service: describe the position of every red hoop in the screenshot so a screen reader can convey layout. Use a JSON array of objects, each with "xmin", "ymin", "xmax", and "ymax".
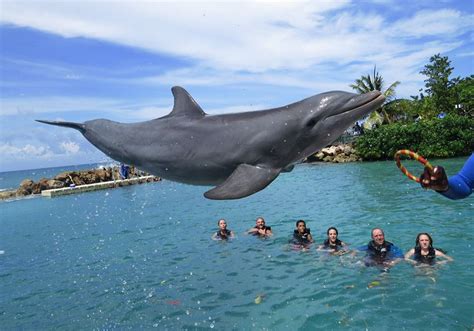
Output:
[{"xmin": 394, "ymin": 150, "xmax": 433, "ymax": 183}]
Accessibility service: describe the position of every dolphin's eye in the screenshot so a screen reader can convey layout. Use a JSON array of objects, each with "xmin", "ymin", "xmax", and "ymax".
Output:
[{"xmin": 306, "ymin": 118, "xmax": 317, "ymax": 128}]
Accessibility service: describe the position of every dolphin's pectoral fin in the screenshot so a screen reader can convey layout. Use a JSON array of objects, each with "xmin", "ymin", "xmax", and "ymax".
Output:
[{"xmin": 204, "ymin": 164, "xmax": 281, "ymax": 200}]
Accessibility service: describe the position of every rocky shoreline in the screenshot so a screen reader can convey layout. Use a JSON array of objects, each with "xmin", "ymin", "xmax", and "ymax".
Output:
[
  {"xmin": 306, "ymin": 143, "xmax": 361, "ymax": 163},
  {"xmin": 0, "ymin": 166, "xmax": 161, "ymax": 201},
  {"xmin": 1, "ymin": 143, "xmax": 359, "ymax": 201}
]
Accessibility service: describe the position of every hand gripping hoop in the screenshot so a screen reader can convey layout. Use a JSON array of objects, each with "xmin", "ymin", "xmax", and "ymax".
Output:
[{"xmin": 394, "ymin": 150, "xmax": 433, "ymax": 183}]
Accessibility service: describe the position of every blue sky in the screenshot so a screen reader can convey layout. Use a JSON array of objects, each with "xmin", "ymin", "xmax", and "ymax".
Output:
[{"xmin": 0, "ymin": 0, "xmax": 472, "ymax": 171}]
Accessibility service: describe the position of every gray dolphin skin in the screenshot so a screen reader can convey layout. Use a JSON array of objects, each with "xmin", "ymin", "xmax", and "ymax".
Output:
[{"xmin": 37, "ymin": 86, "xmax": 384, "ymax": 200}]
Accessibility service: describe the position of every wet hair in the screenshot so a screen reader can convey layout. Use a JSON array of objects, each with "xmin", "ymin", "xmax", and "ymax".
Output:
[
  {"xmin": 256, "ymin": 217, "xmax": 265, "ymax": 223},
  {"xmin": 371, "ymin": 228, "xmax": 384, "ymax": 238},
  {"xmin": 218, "ymin": 219, "xmax": 226, "ymax": 226},
  {"xmin": 296, "ymin": 220, "xmax": 306, "ymax": 227},
  {"xmin": 415, "ymin": 233, "xmax": 433, "ymax": 248},
  {"xmin": 327, "ymin": 227, "xmax": 338, "ymax": 236}
]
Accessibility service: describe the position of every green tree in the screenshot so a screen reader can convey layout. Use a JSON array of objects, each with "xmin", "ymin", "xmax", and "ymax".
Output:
[
  {"xmin": 350, "ymin": 66, "xmax": 401, "ymax": 125},
  {"xmin": 419, "ymin": 54, "xmax": 454, "ymax": 114},
  {"xmin": 451, "ymin": 75, "xmax": 474, "ymax": 117}
]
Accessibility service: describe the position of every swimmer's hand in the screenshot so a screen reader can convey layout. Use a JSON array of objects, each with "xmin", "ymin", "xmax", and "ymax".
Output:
[{"xmin": 420, "ymin": 165, "xmax": 448, "ymax": 192}]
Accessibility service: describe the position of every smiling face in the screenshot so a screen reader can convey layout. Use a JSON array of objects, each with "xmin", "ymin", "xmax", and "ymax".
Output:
[
  {"xmin": 328, "ymin": 229, "xmax": 338, "ymax": 243},
  {"xmin": 256, "ymin": 217, "xmax": 265, "ymax": 229},
  {"xmin": 371, "ymin": 228, "xmax": 385, "ymax": 246},
  {"xmin": 296, "ymin": 221, "xmax": 306, "ymax": 234},
  {"xmin": 418, "ymin": 234, "xmax": 431, "ymax": 249}
]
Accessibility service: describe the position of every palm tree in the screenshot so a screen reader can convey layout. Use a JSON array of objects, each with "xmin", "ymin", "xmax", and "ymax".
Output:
[{"xmin": 350, "ymin": 66, "xmax": 400, "ymax": 126}]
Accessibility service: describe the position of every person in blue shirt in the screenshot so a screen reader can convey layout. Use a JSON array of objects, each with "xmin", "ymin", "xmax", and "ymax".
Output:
[
  {"xmin": 420, "ymin": 153, "xmax": 473, "ymax": 200},
  {"xmin": 357, "ymin": 228, "xmax": 404, "ymax": 268}
]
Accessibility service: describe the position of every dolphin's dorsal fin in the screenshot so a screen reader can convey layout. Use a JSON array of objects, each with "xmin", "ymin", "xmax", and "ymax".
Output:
[
  {"xmin": 204, "ymin": 164, "xmax": 281, "ymax": 200},
  {"xmin": 169, "ymin": 86, "xmax": 206, "ymax": 118}
]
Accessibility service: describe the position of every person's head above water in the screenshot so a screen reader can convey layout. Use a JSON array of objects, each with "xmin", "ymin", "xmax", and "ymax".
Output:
[
  {"xmin": 218, "ymin": 219, "xmax": 227, "ymax": 231},
  {"xmin": 327, "ymin": 227, "xmax": 338, "ymax": 243},
  {"xmin": 296, "ymin": 220, "xmax": 307, "ymax": 233},
  {"xmin": 256, "ymin": 217, "xmax": 265, "ymax": 229},
  {"xmin": 371, "ymin": 228, "xmax": 385, "ymax": 246},
  {"xmin": 415, "ymin": 233, "xmax": 433, "ymax": 249}
]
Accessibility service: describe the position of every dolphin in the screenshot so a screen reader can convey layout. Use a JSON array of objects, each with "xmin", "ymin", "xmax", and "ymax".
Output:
[{"xmin": 37, "ymin": 86, "xmax": 384, "ymax": 200}]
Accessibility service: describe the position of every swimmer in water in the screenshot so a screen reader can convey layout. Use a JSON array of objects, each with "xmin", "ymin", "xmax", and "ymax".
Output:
[
  {"xmin": 318, "ymin": 227, "xmax": 348, "ymax": 255},
  {"xmin": 404, "ymin": 233, "xmax": 453, "ymax": 265},
  {"xmin": 247, "ymin": 217, "xmax": 273, "ymax": 237},
  {"xmin": 212, "ymin": 219, "xmax": 235, "ymax": 240},
  {"xmin": 356, "ymin": 228, "xmax": 403, "ymax": 268},
  {"xmin": 292, "ymin": 220, "xmax": 313, "ymax": 247}
]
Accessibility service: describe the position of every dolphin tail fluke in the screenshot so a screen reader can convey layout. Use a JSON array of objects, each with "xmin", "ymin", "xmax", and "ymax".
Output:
[
  {"xmin": 36, "ymin": 120, "xmax": 86, "ymax": 133},
  {"xmin": 204, "ymin": 164, "xmax": 281, "ymax": 200}
]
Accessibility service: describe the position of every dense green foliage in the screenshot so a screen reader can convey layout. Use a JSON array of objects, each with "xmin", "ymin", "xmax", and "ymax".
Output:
[
  {"xmin": 354, "ymin": 114, "xmax": 474, "ymax": 160},
  {"xmin": 349, "ymin": 54, "xmax": 473, "ymax": 160}
]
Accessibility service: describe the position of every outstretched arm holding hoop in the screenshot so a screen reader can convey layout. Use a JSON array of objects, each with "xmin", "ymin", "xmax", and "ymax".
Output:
[{"xmin": 420, "ymin": 153, "xmax": 474, "ymax": 200}]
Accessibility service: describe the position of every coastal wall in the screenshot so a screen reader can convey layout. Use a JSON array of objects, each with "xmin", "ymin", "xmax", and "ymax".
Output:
[{"xmin": 0, "ymin": 166, "xmax": 160, "ymax": 200}]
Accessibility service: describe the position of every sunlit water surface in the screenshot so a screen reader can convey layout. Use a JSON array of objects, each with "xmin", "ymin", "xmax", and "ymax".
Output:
[{"xmin": 1, "ymin": 158, "xmax": 472, "ymax": 330}]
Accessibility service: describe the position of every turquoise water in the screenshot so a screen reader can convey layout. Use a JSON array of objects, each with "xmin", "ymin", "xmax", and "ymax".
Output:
[{"xmin": 0, "ymin": 158, "xmax": 472, "ymax": 330}]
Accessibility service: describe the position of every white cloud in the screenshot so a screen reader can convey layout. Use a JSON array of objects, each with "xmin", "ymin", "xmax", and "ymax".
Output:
[
  {"xmin": 0, "ymin": 143, "xmax": 54, "ymax": 159},
  {"xmin": 1, "ymin": 1, "xmax": 354, "ymax": 72},
  {"xmin": 389, "ymin": 9, "xmax": 473, "ymax": 38},
  {"xmin": 60, "ymin": 141, "xmax": 80, "ymax": 154},
  {"xmin": 1, "ymin": 2, "xmax": 470, "ymax": 98}
]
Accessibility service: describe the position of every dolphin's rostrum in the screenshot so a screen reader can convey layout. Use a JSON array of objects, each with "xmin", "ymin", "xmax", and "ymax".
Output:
[{"xmin": 37, "ymin": 86, "xmax": 384, "ymax": 199}]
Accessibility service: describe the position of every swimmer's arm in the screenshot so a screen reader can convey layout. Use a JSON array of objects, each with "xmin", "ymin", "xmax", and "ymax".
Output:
[
  {"xmin": 435, "ymin": 249, "xmax": 453, "ymax": 262},
  {"xmin": 386, "ymin": 258, "xmax": 402, "ymax": 267},
  {"xmin": 404, "ymin": 249, "xmax": 417, "ymax": 265},
  {"xmin": 211, "ymin": 233, "xmax": 218, "ymax": 240},
  {"xmin": 404, "ymin": 248, "xmax": 415, "ymax": 260},
  {"xmin": 307, "ymin": 233, "xmax": 313, "ymax": 242},
  {"xmin": 391, "ymin": 245, "xmax": 405, "ymax": 259},
  {"xmin": 351, "ymin": 245, "xmax": 366, "ymax": 256},
  {"xmin": 229, "ymin": 231, "xmax": 235, "ymax": 238},
  {"xmin": 247, "ymin": 228, "xmax": 258, "ymax": 234},
  {"xmin": 264, "ymin": 228, "xmax": 273, "ymax": 236}
]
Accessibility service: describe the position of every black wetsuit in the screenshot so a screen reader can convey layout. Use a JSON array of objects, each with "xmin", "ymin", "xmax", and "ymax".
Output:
[
  {"xmin": 293, "ymin": 229, "xmax": 311, "ymax": 245},
  {"xmin": 215, "ymin": 229, "xmax": 232, "ymax": 240},
  {"xmin": 362, "ymin": 240, "xmax": 403, "ymax": 265},
  {"xmin": 323, "ymin": 239, "xmax": 343, "ymax": 251},
  {"xmin": 413, "ymin": 246, "xmax": 436, "ymax": 265}
]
